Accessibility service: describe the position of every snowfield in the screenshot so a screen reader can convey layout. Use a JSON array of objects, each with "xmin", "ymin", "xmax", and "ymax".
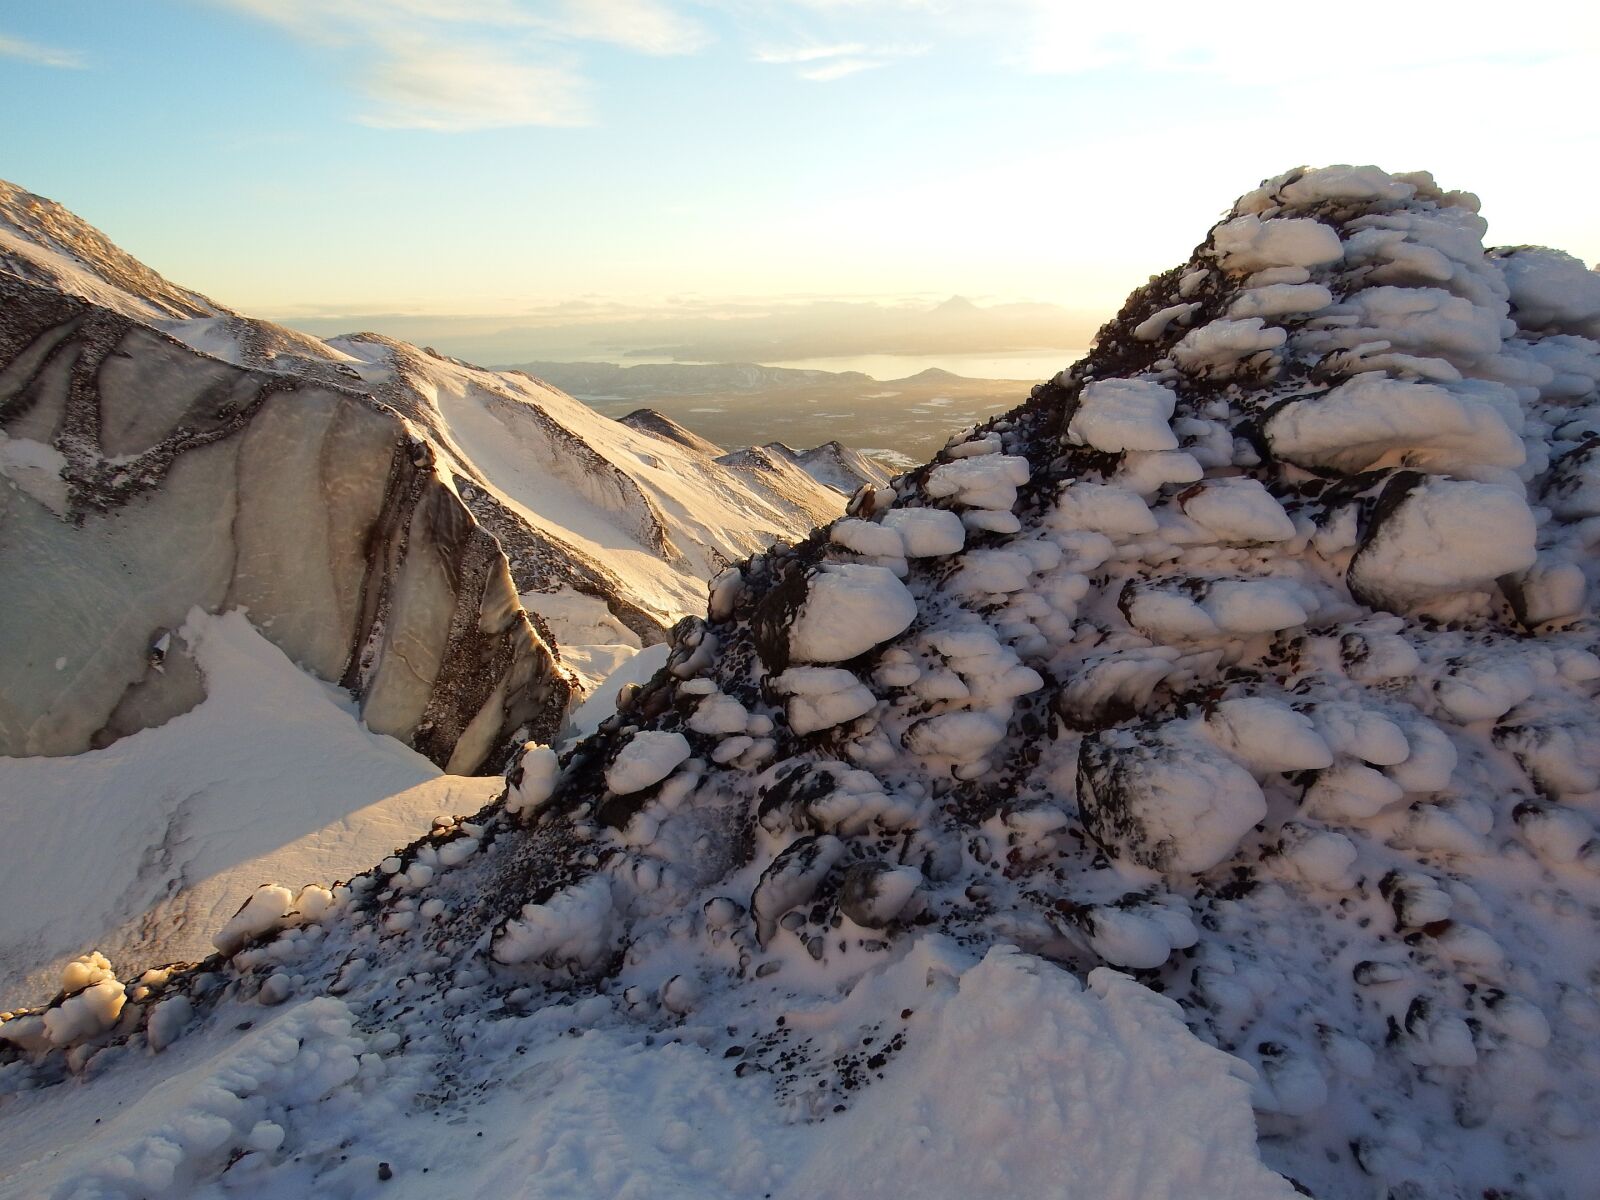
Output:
[
  {"xmin": 0, "ymin": 943, "xmax": 1292, "ymax": 1200},
  {"xmin": 0, "ymin": 611, "xmax": 501, "ymax": 1010},
  {"xmin": 6, "ymin": 164, "xmax": 1600, "ymax": 1200}
]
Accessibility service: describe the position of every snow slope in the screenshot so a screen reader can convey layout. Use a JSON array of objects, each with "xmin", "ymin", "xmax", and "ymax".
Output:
[
  {"xmin": 7, "ymin": 165, "xmax": 1600, "ymax": 1200},
  {"xmin": 0, "ymin": 181, "xmax": 224, "ymax": 322},
  {"xmin": 0, "ymin": 178, "xmax": 841, "ymax": 1017},
  {"xmin": 0, "ymin": 941, "xmax": 1290, "ymax": 1200},
  {"xmin": 0, "ymin": 611, "xmax": 500, "ymax": 1010}
]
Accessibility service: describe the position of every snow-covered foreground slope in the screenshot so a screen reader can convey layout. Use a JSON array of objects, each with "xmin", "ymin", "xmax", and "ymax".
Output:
[
  {"xmin": 0, "ymin": 942, "xmax": 1290, "ymax": 1200},
  {"xmin": 0, "ymin": 611, "xmax": 500, "ymax": 1009},
  {"xmin": 7, "ymin": 165, "xmax": 1600, "ymax": 1200}
]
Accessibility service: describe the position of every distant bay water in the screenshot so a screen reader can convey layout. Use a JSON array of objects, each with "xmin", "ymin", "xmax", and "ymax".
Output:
[{"xmin": 756, "ymin": 350, "xmax": 1084, "ymax": 382}]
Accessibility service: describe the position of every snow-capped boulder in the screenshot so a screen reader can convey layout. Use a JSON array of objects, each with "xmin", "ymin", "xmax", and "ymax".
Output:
[
  {"xmin": 1211, "ymin": 214, "xmax": 1344, "ymax": 274},
  {"xmin": 923, "ymin": 454, "xmax": 1031, "ymax": 510},
  {"xmin": 1174, "ymin": 478, "xmax": 1295, "ymax": 544},
  {"xmin": 786, "ymin": 564, "xmax": 918, "ymax": 664},
  {"xmin": 1066, "ymin": 378, "xmax": 1179, "ymax": 453},
  {"xmin": 1077, "ymin": 727, "xmax": 1267, "ymax": 874},
  {"xmin": 605, "ymin": 731, "xmax": 691, "ymax": 795},
  {"xmin": 1347, "ymin": 473, "xmax": 1537, "ymax": 610},
  {"xmin": 1264, "ymin": 375, "xmax": 1525, "ymax": 479},
  {"xmin": 879, "ymin": 507, "xmax": 967, "ymax": 557},
  {"xmin": 1492, "ymin": 246, "xmax": 1600, "ymax": 337}
]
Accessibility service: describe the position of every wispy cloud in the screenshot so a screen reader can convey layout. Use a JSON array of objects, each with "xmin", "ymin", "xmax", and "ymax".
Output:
[
  {"xmin": 354, "ymin": 34, "xmax": 587, "ymax": 130},
  {"xmin": 753, "ymin": 42, "xmax": 867, "ymax": 64},
  {"xmin": 797, "ymin": 57, "xmax": 885, "ymax": 81},
  {"xmin": 748, "ymin": 0, "xmax": 1598, "ymax": 80},
  {"xmin": 0, "ymin": 33, "xmax": 85, "ymax": 69},
  {"xmin": 552, "ymin": 0, "xmax": 707, "ymax": 56},
  {"xmin": 753, "ymin": 38, "xmax": 925, "ymax": 81},
  {"xmin": 210, "ymin": 0, "xmax": 705, "ymax": 130},
  {"xmin": 778, "ymin": 0, "xmax": 1600, "ymax": 79}
]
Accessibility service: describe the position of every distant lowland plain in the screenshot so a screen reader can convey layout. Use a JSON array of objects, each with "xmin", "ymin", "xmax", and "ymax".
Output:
[{"xmin": 284, "ymin": 296, "xmax": 1090, "ymax": 467}]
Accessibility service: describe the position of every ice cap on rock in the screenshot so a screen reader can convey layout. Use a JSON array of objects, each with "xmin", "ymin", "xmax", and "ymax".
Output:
[
  {"xmin": 1348, "ymin": 474, "xmax": 1537, "ymax": 610},
  {"xmin": 1067, "ymin": 379, "xmax": 1179, "ymax": 453},
  {"xmin": 605, "ymin": 731, "xmax": 691, "ymax": 795},
  {"xmin": 1212, "ymin": 214, "xmax": 1344, "ymax": 274},
  {"xmin": 788, "ymin": 563, "xmax": 918, "ymax": 664}
]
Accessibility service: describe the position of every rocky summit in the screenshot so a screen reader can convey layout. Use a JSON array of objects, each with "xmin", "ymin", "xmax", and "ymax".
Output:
[{"xmin": 6, "ymin": 166, "xmax": 1600, "ymax": 1200}]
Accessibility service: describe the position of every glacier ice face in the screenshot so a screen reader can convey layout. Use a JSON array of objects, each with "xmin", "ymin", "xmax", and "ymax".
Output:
[{"xmin": 0, "ymin": 278, "xmax": 568, "ymax": 771}]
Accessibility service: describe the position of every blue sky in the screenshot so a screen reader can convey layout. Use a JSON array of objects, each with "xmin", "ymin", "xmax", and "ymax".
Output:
[{"xmin": 4, "ymin": 1, "xmax": 1598, "ymax": 323}]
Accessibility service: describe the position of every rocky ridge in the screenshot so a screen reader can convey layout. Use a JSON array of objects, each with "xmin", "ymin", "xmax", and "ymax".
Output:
[{"xmin": 6, "ymin": 166, "xmax": 1600, "ymax": 1200}]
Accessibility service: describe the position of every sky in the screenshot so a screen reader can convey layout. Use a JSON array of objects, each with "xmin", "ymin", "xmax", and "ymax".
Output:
[{"xmin": 4, "ymin": 0, "xmax": 1600, "ymax": 348}]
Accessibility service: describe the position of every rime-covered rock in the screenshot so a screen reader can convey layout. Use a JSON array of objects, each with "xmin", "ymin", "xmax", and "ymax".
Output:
[{"xmin": 12, "ymin": 164, "xmax": 1600, "ymax": 1200}]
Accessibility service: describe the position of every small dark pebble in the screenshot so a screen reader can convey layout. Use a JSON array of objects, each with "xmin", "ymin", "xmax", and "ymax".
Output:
[
  {"xmin": 724, "ymin": 1045, "xmax": 744, "ymax": 1058},
  {"xmin": 378, "ymin": 1163, "xmax": 393, "ymax": 1182}
]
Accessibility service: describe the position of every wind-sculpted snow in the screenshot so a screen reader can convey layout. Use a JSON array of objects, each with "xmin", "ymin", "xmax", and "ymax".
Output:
[
  {"xmin": 0, "ymin": 278, "xmax": 569, "ymax": 770},
  {"xmin": 7, "ymin": 166, "xmax": 1600, "ymax": 1200}
]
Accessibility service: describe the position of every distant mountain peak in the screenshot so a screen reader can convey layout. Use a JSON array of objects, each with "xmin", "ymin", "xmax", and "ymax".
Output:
[{"xmin": 894, "ymin": 366, "xmax": 963, "ymax": 382}]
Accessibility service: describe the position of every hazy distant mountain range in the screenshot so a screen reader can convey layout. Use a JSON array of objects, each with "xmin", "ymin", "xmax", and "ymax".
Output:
[{"xmin": 510, "ymin": 358, "xmax": 1036, "ymax": 466}]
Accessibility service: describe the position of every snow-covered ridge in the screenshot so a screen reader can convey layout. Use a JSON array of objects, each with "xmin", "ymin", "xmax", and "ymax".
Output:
[
  {"xmin": 0, "ymin": 177, "xmax": 847, "ymax": 766},
  {"xmin": 151, "ymin": 323, "xmax": 849, "ymax": 648},
  {"xmin": 744, "ymin": 439, "xmax": 892, "ymax": 495},
  {"xmin": 7, "ymin": 165, "xmax": 1600, "ymax": 1200},
  {"xmin": 0, "ymin": 181, "xmax": 225, "ymax": 322}
]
